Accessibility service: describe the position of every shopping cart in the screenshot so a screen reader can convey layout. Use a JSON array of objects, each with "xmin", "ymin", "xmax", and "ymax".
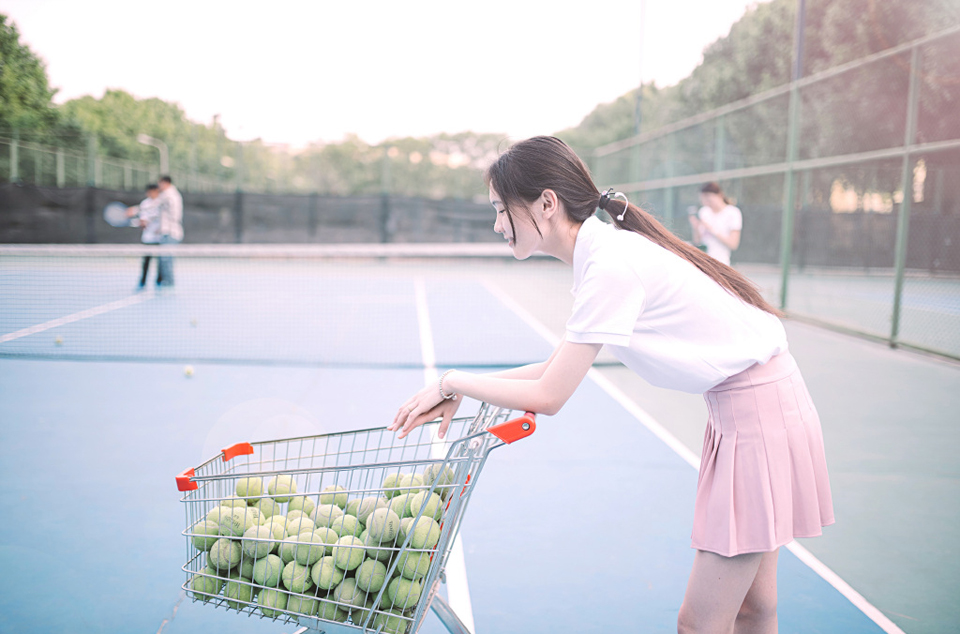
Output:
[{"xmin": 175, "ymin": 404, "xmax": 536, "ymax": 633}]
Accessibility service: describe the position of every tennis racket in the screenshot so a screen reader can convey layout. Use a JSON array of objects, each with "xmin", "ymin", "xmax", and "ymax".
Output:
[{"xmin": 103, "ymin": 201, "xmax": 136, "ymax": 228}]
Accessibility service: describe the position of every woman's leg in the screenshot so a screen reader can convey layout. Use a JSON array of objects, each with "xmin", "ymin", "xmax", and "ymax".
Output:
[
  {"xmin": 677, "ymin": 550, "xmax": 763, "ymax": 634},
  {"xmin": 734, "ymin": 549, "xmax": 779, "ymax": 634}
]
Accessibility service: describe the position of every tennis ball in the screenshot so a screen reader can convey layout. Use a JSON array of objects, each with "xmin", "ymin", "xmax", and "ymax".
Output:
[
  {"xmin": 373, "ymin": 608, "xmax": 411, "ymax": 634},
  {"xmin": 292, "ymin": 531, "xmax": 327, "ymax": 566},
  {"xmin": 367, "ymin": 508, "xmax": 401, "ymax": 542},
  {"xmin": 363, "ymin": 529, "xmax": 396, "ymax": 562},
  {"xmin": 184, "ymin": 365, "xmax": 194, "ymax": 377},
  {"xmin": 397, "ymin": 473, "xmax": 423, "ymax": 497},
  {"xmin": 396, "ymin": 551, "xmax": 431, "ymax": 580},
  {"xmin": 286, "ymin": 509, "xmax": 309, "ymax": 523},
  {"xmin": 281, "ymin": 561, "xmax": 314, "ymax": 594},
  {"xmin": 263, "ymin": 516, "xmax": 287, "ymax": 540},
  {"xmin": 355, "ymin": 559, "xmax": 388, "ymax": 593},
  {"xmin": 190, "ymin": 317, "xmax": 198, "ymax": 327},
  {"xmin": 311, "ymin": 555, "xmax": 345, "ymax": 590},
  {"xmin": 387, "ymin": 577, "xmax": 421, "ymax": 610},
  {"xmin": 389, "ymin": 493, "xmax": 415, "ymax": 519},
  {"xmin": 408, "ymin": 491, "xmax": 444, "ymax": 522},
  {"xmin": 320, "ymin": 484, "xmax": 349, "ymax": 508},
  {"xmin": 252, "ymin": 554, "xmax": 283, "ymax": 587},
  {"xmin": 382, "ymin": 473, "xmax": 403, "ymax": 499},
  {"xmin": 311, "ymin": 526, "xmax": 340, "ymax": 556},
  {"xmin": 267, "ymin": 475, "xmax": 297, "ymax": 503},
  {"xmin": 348, "ymin": 496, "xmax": 388, "ymax": 525},
  {"xmin": 221, "ymin": 507, "xmax": 260, "ymax": 537},
  {"xmin": 204, "ymin": 505, "xmax": 229, "ymax": 524},
  {"xmin": 257, "ymin": 587, "xmax": 288, "ymax": 618},
  {"xmin": 242, "ymin": 525, "xmax": 276, "ymax": 559},
  {"xmin": 224, "ymin": 578, "xmax": 255, "ymax": 610},
  {"xmin": 238, "ymin": 556, "xmax": 255, "ymax": 580},
  {"xmin": 423, "ymin": 463, "xmax": 455, "ymax": 488},
  {"xmin": 409, "ymin": 517, "xmax": 441, "ymax": 550},
  {"xmin": 287, "ymin": 495, "xmax": 316, "ymax": 516},
  {"xmin": 191, "ymin": 519, "xmax": 221, "ymax": 551},
  {"xmin": 332, "ymin": 535, "xmax": 365, "ymax": 571},
  {"xmin": 332, "ymin": 578, "xmax": 368, "ymax": 610},
  {"xmin": 398, "ymin": 517, "xmax": 414, "ymax": 542},
  {"xmin": 349, "ymin": 600, "xmax": 375, "ymax": 628},
  {"xmin": 54, "ymin": 336, "xmax": 63, "ymax": 346},
  {"xmin": 316, "ymin": 597, "xmax": 348, "ymax": 622},
  {"xmin": 208, "ymin": 538, "xmax": 242, "ymax": 571},
  {"xmin": 288, "ymin": 594, "xmax": 319, "ymax": 616},
  {"xmin": 329, "ymin": 514, "xmax": 362, "ymax": 538},
  {"xmin": 235, "ymin": 477, "xmax": 263, "ymax": 500},
  {"xmin": 189, "ymin": 568, "xmax": 224, "ymax": 602},
  {"xmin": 253, "ymin": 497, "xmax": 280, "ymax": 519},
  {"xmin": 285, "ymin": 516, "xmax": 316, "ymax": 537},
  {"xmin": 311, "ymin": 503, "xmax": 344, "ymax": 529},
  {"xmin": 219, "ymin": 496, "xmax": 250, "ymax": 509}
]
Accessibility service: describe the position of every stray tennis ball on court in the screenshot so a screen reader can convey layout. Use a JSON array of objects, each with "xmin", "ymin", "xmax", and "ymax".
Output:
[
  {"xmin": 189, "ymin": 568, "xmax": 224, "ymax": 602},
  {"xmin": 287, "ymin": 593, "xmax": 319, "ymax": 617},
  {"xmin": 54, "ymin": 336, "xmax": 63, "ymax": 346},
  {"xmin": 387, "ymin": 576, "xmax": 422, "ymax": 610},
  {"xmin": 310, "ymin": 503, "xmax": 344, "ymax": 529},
  {"xmin": 316, "ymin": 597, "xmax": 348, "ymax": 622},
  {"xmin": 281, "ymin": 560, "xmax": 314, "ymax": 594},
  {"xmin": 253, "ymin": 497, "xmax": 280, "ymax": 519},
  {"xmin": 396, "ymin": 550, "xmax": 432, "ymax": 581},
  {"xmin": 252, "ymin": 554, "xmax": 283, "ymax": 587},
  {"xmin": 208, "ymin": 538, "xmax": 242, "ymax": 571},
  {"xmin": 191, "ymin": 519, "xmax": 222, "ymax": 551},
  {"xmin": 235, "ymin": 477, "xmax": 263, "ymax": 500},
  {"xmin": 355, "ymin": 559, "xmax": 388, "ymax": 593},
  {"xmin": 373, "ymin": 607, "xmax": 411, "ymax": 634},
  {"xmin": 184, "ymin": 365, "xmax": 194, "ymax": 377},
  {"xmin": 408, "ymin": 491, "xmax": 444, "ymax": 522},
  {"xmin": 320, "ymin": 484, "xmax": 349, "ymax": 508},
  {"xmin": 224, "ymin": 577, "xmax": 255, "ymax": 610},
  {"xmin": 242, "ymin": 525, "xmax": 276, "ymax": 560},
  {"xmin": 366, "ymin": 508, "xmax": 401, "ymax": 542},
  {"xmin": 257, "ymin": 587, "xmax": 288, "ymax": 618},
  {"xmin": 267, "ymin": 475, "xmax": 297, "ymax": 503},
  {"xmin": 329, "ymin": 513, "xmax": 362, "ymax": 538},
  {"xmin": 332, "ymin": 535, "xmax": 365, "ymax": 571},
  {"xmin": 190, "ymin": 317, "xmax": 198, "ymax": 327},
  {"xmin": 397, "ymin": 473, "xmax": 423, "ymax": 497},
  {"xmin": 389, "ymin": 493, "xmax": 415, "ymax": 519},
  {"xmin": 311, "ymin": 555, "xmax": 345, "ymax": 590},
  {"xmin": 363, "ymin": 528, "xmax": 396, "ymax": 562},
  {"xmin": 408, "ymin": 517, "xmax": 441, "ymax": 550},
  {"xmin": 332, "ymin": 577, "xmax": 368, "ymax": 610},
  {"xmin": 287, "ymin": 495, "xmax": 316, "ymax": 516}
]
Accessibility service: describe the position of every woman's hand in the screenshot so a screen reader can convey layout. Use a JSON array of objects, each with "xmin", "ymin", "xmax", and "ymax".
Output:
[{"xmin": 388, "ymin": 381, "xmax": 462, "ymax": 440}]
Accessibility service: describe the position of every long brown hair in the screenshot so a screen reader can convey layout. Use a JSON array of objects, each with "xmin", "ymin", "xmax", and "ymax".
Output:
[{"xmin": 485, "ymin": 136, "xmax": 780, "ymax": 316}]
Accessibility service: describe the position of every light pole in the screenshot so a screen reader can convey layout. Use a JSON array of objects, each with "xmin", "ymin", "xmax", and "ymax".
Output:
[{"xmin": 137, "ymin": 134, "xmax": 169, "ymax": 175}]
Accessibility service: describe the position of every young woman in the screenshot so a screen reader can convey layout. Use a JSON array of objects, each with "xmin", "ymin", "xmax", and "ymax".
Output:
[
  {"xmin": 689, "ymin": 181, "xmax": 742, "ymax": 266},
  {"xmin": 388, "ymin": 136, "xmax": 834, "ymax": 634}
]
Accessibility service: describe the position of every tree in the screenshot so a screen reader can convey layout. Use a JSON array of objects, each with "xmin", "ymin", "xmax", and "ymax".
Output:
[{"xmin": 0, "ymin": 14, "xmax": 60, "ymax": 132}]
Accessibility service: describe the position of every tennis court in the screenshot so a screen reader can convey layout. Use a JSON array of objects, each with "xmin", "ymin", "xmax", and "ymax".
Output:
[{"xmin": 2, "ymin": 245, "xmax": 955, "ymax": 633}]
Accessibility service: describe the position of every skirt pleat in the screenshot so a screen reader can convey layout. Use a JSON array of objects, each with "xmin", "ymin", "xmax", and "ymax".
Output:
[{"xmin": 691, "ymin": 352, "xmax": 835, "ymax": 557}]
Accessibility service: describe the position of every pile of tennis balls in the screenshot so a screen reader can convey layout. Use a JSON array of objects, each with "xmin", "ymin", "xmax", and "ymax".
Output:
[{"xmin": 186, "ymin": 464, "xmax": 456, "ymax": 634}]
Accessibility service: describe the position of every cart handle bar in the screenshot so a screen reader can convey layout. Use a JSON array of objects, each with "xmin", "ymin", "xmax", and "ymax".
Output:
[{"xmin": 175, "ymin": 414, "xmax": 535, "ymax": 492}]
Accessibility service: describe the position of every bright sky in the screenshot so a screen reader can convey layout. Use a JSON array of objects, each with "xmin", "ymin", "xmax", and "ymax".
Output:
[{"xmin": 4, "ymin": 0, "xmax": 765, "ymax": 146}]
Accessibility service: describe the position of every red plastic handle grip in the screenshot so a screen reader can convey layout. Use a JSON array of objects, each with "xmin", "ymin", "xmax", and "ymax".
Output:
[
  {"xmin": 222, "ymin": 442, "xmax": 254, "ymax": 462},
  {"xmin": 176, "ymin": 467, "xmax": 198, "ymax": 492},
  {"xmin": 487, "ymin": 412, "xmax": 536, "ymax": 444}
]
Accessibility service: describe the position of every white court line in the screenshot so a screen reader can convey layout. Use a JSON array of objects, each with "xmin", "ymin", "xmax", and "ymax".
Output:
[
  {"xmin": 481, "ymin": 278, "xmax": 906, "ymax": 634},
  {"xmin": 0, "ymin": 291, "xmax": 155, "ymax": 344},
  {"xmin": 414, "ymin": 278, "xmax": 476, "ymax": 634}
]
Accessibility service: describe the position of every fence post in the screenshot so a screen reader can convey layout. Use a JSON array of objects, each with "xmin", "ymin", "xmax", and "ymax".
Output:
[
  {"xmin": 10, "ymin": 128, "xmax": 19, "ymax": 182},
  {"xmin": 233, "ymin": 189, "xmax": 244, "ymax": 243},
  {"xmin": 308, "ymin": 192, "xmax": 318, "ymax": 237},
  {"xmin": 56, "ymin": 147, "xmax": 65, "ymax": 187},
  {"xmin": 664, "ymin": 134, "xmax": 676, "ymax": 231},
  {"xmin": 714, "ymin": 115, "xmax": 726, "ymax": 173},
  {"xmin": 890, "ymin": 45, "xmax": 922, "ymax": 347}
]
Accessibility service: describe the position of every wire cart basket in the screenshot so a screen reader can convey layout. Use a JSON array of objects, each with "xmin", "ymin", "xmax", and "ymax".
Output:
[{"xmin": 175, "ymin": 404, "xmax": 536, "ymax": 633}]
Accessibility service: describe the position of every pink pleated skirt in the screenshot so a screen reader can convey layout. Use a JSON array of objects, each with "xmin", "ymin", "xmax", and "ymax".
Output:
[{"xmin": 691, "ymin": 351, "xmax": 834, "ymax": 557}]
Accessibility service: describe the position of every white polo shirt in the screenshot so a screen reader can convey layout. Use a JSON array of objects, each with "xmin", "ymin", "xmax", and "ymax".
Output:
[
  {"xmin": 697, "ymin": 204, "xmax": 742, "ymax": 265},
  {"xmin": 566, "ymin": 216, "xmax": 787, "ymax": 394}
]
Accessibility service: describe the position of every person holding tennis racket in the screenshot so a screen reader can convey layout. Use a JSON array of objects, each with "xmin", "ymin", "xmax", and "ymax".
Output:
[
  {"xmin": 389, "ymin": 136, "xmax": 834, "ymax": 634},
  {"xmin": 126, "ymin": 183, "xmax": 163, "ymax": 289}
]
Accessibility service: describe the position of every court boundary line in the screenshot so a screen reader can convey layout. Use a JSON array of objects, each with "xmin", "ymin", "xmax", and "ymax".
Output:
[
  {"xmin": 0, "ymin": 291, "xmax": 155, "ymax": 344},
  {"xmin": 414, "ymin": 278, "xmax": 476, "ymax": 634},
  {"xmin": 480, "ymin": 278, "xmax": 906, "ymax": 634}
]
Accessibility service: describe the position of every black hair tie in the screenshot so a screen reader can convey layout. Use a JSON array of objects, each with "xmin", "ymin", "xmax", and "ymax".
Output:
[
  {"xmin": 598, "ymin": 188, "xmax": 613, "ymax": 211},
  {"xmin": 598, "ymin": 188, "xmax": 629, "ymax": 221}
]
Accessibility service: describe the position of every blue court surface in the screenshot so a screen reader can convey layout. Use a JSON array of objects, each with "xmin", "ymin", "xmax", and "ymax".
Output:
[{"xmin": 0, "ymin": 261, "xmax": 894, "ymax": 633}]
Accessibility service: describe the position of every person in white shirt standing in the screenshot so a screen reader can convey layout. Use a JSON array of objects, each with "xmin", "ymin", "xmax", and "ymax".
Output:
[
  {"xmin": 388, "ymin": 137, "xmax": 833, "ymax": 634},
  {"xmin": 688, "ymin": 182, "xmax": 742, "ymax": 266},
  {"xmin": 156, "ymin": 175, "xmax": 184, "ymax": 287},
  {"xmin": 126, "ymin": 183, "xmax": 163, "ymax": 289}
]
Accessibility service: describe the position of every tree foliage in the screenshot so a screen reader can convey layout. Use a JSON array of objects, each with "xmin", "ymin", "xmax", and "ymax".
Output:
[{"xmin": 0, "ymin": 14, "xmax": 60, "ymax": 131}]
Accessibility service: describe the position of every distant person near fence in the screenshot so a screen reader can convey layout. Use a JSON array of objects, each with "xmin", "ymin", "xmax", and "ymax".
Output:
[
  {"xmin": 689, "ymin": 182, "xmax": 741, "ymax": 266},
  {"xmin": 157, "ymin": 175, "xmax": 184, "ymax": 287},
  {"xmin": 127, "ymin": 183, "xmax": 163, "ymax": 289}
]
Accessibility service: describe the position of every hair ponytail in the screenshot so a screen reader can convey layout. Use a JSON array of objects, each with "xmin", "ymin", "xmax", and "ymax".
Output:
[{"xmin": 486, "ymin": 136, "xmax": 779, "ymax": 316}]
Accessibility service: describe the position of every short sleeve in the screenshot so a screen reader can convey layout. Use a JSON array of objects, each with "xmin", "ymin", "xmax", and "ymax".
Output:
[
  {"xmin": 566, "ymin": 259, "xmax": 645, "ymax": 347},
  {"xmin": 728, "ymin": 207, "xmax": 743, "ymax": 231}
]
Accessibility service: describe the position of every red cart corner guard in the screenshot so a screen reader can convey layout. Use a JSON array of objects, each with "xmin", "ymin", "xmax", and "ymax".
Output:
[
  {"xmin": 487, "ymin": 412, "xmax": 536, "ymax": 444},
  {"xmin": 221, "ymin": 442, "xmax": 254, "ymax": 462},
  {"xmin": 176, "ymin": 467, "xmax": 198, "ymax": 491}
]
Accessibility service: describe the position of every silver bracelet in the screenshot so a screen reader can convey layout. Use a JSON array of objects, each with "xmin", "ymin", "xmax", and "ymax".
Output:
[{"xmin": 438, "ymin": 369, "xmax": 458, "ymax": 401}]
